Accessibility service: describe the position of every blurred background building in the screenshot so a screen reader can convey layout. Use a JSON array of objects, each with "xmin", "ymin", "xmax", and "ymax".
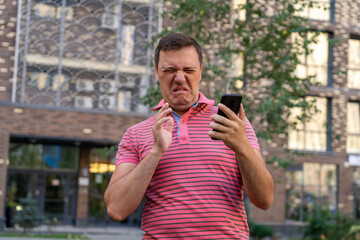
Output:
[
  {"xmin": 0, "ymin": 0, "xmax": 162, "ymax": 229},
  {"xmin": 0, "ymin": 0, "xmax": 359, "ymax": 236}
]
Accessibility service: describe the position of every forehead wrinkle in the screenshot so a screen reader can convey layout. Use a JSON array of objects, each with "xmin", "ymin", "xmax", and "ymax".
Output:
[{"xmin": 157, "ymin": 47, "xmax": 202, "ymax": 71}]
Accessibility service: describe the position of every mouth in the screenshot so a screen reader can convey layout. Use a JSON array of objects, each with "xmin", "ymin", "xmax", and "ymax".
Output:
[{"xmin": 172, "ymin": 86, "xmax": 189, "ymax": 94}]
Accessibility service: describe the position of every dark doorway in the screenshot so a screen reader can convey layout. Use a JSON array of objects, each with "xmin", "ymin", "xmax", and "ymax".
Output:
[{"xmin": 6, "ymin": 171, "xmax": 77, "ymax": 225}]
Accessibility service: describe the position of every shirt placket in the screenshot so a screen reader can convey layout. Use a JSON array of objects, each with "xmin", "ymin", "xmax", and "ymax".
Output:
[{"xmin": 178, "ymin": 109, "xmax": 193, "ymax": 142}]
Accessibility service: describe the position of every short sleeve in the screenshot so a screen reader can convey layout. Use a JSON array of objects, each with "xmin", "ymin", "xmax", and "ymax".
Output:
[
  {"xmin": 115, "ymin": 128, "xmax": 140, "ymax": 166},
  {"xmin": 245, "ymin": 117, "xmax": 260, "ymax": 150}
]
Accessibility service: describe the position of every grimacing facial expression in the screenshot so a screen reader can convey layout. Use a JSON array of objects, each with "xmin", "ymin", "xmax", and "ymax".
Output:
[{"xmin": 155, "ymin": 46, "xmax": 202, "ymax": 115}]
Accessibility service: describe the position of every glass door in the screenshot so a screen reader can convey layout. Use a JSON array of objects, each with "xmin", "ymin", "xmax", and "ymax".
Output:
[
  {"xmin": 43, "ymin": 174, "xmax": 65, "ymax": 221},
  {"xmin": 6, "ymin": 172, "xmax": 37, "ymax": 227},
  {"xmin": 39, "ymin": 173, "xmax": 77, "ymax": 225},
  {"xmin": 88, "ymin": 172, "xmax": 111, "ymax": 225},
  {"xmin": 87, "ymin": 147, "xmax": 143, "ymax": 226},
  {"xmin": 6, "ymin": 171, "xmax": 77, "ymax": 225},
  {"xmin": 88, "ymin": 170, "xmax": 143, "ymax": 226},
  {"xmin": 7, "ymin": 142, "xmax": 79, "ymax": 225}
]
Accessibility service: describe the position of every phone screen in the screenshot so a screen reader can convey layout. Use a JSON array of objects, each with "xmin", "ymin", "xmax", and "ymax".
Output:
[{"xmin": 217, "ymin": 94, "xmax": 242, "ymax": 118}]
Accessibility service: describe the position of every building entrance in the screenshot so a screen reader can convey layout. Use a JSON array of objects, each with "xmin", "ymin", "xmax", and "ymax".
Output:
[
  {"xmin": 6, "ymin": 142, "xmax": 80, "ymax": 227},
  {"xmin": 7, "ymin": 171, "xmax": 77, "ymax": 225},
  {"xmin": 87, "ymin": 147, "xmax": 143, "ymax": 226}
]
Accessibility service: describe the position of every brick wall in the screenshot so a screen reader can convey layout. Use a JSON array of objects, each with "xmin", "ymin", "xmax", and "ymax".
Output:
[
  {"xmin": 0, "ymin": 105, "xmax": 148, "ymax": 143},
  {"xmin": 250, "ymin": 164, "xmax": 286, "ymax": 222},
  {"xmin": 0, "ymin": 0, "xmax": 16, "ymax": 101}
]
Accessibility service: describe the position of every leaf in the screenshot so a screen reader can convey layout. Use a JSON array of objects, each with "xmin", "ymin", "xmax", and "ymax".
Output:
[{"xmin": 143, "ymin": 0, "xmax": 333, "ymax": 168}]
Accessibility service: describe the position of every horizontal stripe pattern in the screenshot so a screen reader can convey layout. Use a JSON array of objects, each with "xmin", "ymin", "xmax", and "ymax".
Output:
[{"xmin": 116, "ymin": 97, "xmax": 259, "ymax": 239}]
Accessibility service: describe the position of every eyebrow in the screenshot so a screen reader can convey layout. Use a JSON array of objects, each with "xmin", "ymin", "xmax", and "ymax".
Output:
[{"xmin": 161, "ymin": 66, "xmax": 198, "ymax": 71}]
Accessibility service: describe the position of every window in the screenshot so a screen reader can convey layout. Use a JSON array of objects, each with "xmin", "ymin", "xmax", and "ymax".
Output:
[
  {"xmin": 347, "ymin": 102, "xmax": 360, "ymax": 153},
  {"xmin": 232, "ymin": 52, "xmax": 244, "ymax": 89},
  {"xmin": 232, "ymin": 0, "xmax": 247, "ymax": 21},
  {"xmin": 348, "ymin": 39, "xmax": 360, "ymax": 89},
  {"xmin": 9, "ymin": 143, "xmax": 79, "ymax": 171},
  {"xmin": 286, "ymin": 163, "xmax": 337, "ymax": 221},
  {"xmin": 9, "ymin": 144, "xmax": 43, "ymax": 169},
  {"xmin": 120, "ymin": 25, "xmax": 136, "ymax": 66},
  {"xmin": 89, "ymin": 148, "xmax": 116, "ymax": 174},
  {"xmin": 294, "ymin": 32, "xmax": 329, "ymax": 86},
  {"xmin": 296, "ymin": 0, "xmax": 332, "ymax": 21},
  {"xmin": 288, "ymin": 97, "xmax": 329, "ymax": 151},
  {"xmin": 34, "ymin": 2, "xmax": 74, "ymax": 20},
  {"xmin": 28, "ymin": 70, "xmax": 70, "ymax": 92},
  {"xmin": 43, "ymin": 145, "xmax": 79, "ymax": 170},
  {"xmin": 117, "ymin": 90, "xmax": 132, "ymax": 112},
  {"xmin": 88, "ymin": 147, "xmax": 115, "ymax": 223}
]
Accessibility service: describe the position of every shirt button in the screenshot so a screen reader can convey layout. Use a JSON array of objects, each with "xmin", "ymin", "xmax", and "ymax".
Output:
[{"xmin": 180, "ymin": 120, "xmax": 184, "ymax": 124}]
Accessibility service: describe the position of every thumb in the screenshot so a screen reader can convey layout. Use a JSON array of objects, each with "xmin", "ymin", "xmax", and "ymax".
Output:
[{"xmin": 239, "ymin": 104, "xmax": 246, "ymax": 121}]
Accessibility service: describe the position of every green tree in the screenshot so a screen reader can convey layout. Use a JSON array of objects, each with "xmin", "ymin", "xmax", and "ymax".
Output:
[
  {"xmin": 143, "ymin": 0, "xmax": 332, "ymax": 167},
  {"xmin": 13, "ymin": 196, "xmax": 45, "ymax": 234},
  {"xmin": 248, "ymin": 219, "xmax": 273, "ymax": 239},
  {"xmin": 303, "ymin": 205, "xmax": 355, "ymax": 240}
]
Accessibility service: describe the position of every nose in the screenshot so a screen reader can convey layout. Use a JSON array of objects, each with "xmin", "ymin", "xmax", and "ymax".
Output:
[{"xmin": 174, "ymin": 70, "xmax": 186, "ymax": 83}]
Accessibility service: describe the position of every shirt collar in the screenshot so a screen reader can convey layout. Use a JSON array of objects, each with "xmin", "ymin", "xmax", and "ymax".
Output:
[{"xmin": 151, "ymin": 92, "xmax": 214, "ymax": 111}]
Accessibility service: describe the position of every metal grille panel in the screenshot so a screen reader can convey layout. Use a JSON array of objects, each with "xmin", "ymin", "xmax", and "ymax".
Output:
[{"xmin": 12, "ymin": 0, "xmax": 162, "ymax": 113}]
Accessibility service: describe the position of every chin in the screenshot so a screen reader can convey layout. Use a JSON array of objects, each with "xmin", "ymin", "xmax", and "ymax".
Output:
[{"xmin": 168, "ymin": 94, "xmax": 196, "ymax": 107}]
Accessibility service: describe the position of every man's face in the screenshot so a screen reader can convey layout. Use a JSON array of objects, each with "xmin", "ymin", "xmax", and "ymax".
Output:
[{"xmin": 155, "ymin": 46, "xmax": 202, "ymax": 115}]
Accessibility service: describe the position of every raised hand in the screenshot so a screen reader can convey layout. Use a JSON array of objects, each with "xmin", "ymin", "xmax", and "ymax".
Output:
[
  {"xmin": 152, "ymin": 103, "xmax": 174, "ymax": 153},
  {"xmin": 209, "ymin": 103, "xmax": 249, "ymax": 154}
]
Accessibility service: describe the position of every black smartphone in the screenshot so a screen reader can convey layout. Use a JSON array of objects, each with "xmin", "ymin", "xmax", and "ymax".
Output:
[{"xmin": 211, "ymin": 94, "xmax": 243, "ymax": 140}]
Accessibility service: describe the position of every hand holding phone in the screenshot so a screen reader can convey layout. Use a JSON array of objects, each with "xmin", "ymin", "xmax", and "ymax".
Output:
[{"xmin": 211, "ymin": 94, "xmax": 242, "ymax": 140}]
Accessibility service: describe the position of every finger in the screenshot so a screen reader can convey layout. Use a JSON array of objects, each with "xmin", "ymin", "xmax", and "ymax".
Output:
[
  {"xmin": 239, "ymin": 104, "xmax": 246, "ymax": 121},
  {"xmin": 218, "ymin": 103, "xmax": 238, "ymax": 120},
  {"xmin": 156, "ymin": 103, "xmax": 168, "ymax": 118},
  {"xmin": 210, "ymin": 114, "xmax": 232, "ymax": 127},
  {"xmin": 208, "ymin": 130, "xmax": 225, "ymax": 140},
  {"xmin": 154, "ymin": 117, "xmax": 172, "ymax": 131},
  {"xmin": 165, "ymin": 117, "xmax": 174, "ymax": 132},
  {"xmin": 209, "ymin": 121, "xmax": 229, "ymax": 133},
  {"xmin": 156, "ymin": 103, "xmax": 172, "ymax": 120},
  {"xmin": 159, "ymin": 102, "xmax": 168, "ymax": 110}
]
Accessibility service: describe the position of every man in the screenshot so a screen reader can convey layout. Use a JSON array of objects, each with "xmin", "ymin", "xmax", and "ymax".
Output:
[{"xmin": 104, "ymin": 33, "xmax": 274, "ymax": 239}]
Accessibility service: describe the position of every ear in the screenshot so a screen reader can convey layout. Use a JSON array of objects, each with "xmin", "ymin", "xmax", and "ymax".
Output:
[{"xmin": 155, "ymin": 65, "xmax": 159, "ymax": 80}]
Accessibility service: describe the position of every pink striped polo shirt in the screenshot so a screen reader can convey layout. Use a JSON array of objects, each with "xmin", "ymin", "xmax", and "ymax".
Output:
[{"xmin": 116, "ymin": 93, "xmax": 259, "ymax": 239}]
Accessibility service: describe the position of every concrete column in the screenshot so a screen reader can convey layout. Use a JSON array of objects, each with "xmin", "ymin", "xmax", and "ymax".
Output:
[{"xmin": 0, "ymin": 132, "xmax": 9, "ymax": 231}]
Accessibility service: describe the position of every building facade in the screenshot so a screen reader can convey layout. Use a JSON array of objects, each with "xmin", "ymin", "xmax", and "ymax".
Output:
[
  {"xmin": 246, "ymin": 0, "xmax": 360, "ymax": 233},
  {"xmin": 0, "ymin": 0, "xmax": 161, "ymax": 228},
  {"xmin": 0, "ymin": 0, "xmax": 360, "ymax": 235}
]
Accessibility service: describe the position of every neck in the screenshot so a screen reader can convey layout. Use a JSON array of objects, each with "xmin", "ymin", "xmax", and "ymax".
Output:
[{"xmin": 173, "ymin": 109, "xmax": 189, "ymax": 116}]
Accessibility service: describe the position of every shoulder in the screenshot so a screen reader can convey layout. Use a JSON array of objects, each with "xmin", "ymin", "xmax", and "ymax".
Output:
[
  {"xmin": 196, "ymin": 103, "xmax": 217, "ymax": 115},
  {"xmin": 121, "ymin": 115, "xmax": 156, "ymax": 142},
  {"xmin": 127, "ymin": 114, "xmax": 156, "ymax": 132},
  {"xmin": 120, "ymin": 114, "xmax": 156, "ymax": 146}
]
